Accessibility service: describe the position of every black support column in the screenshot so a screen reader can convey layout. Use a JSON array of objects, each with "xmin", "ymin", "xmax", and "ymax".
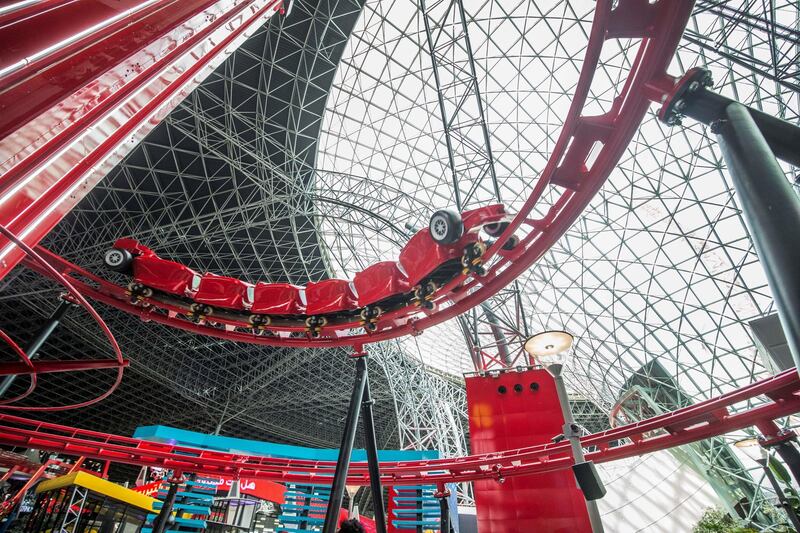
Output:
[
  {"xmin": 660, "ymin": 69, "xmax": 800, "ymax": 370},
  {"xmin": 322, "ymin": 354, "xmax": 369, "ymax": 533},
  {"xmin": 361, "ymin": 357, "xmax": 387, "ymax": 533},
  {"xmin": 435, "ymin": 485, "xmax": 451, "ymax": 533},
  {"xmin": 0, "ymin": 298, "xmax": 73, "ymax": 397},
  {"xmin": 712, "ymin": 102, "xmax": 800, "ymax": 369},
  {"xmin": 152, "ymin": 473, "xmax": 184, "ymax": 533}
]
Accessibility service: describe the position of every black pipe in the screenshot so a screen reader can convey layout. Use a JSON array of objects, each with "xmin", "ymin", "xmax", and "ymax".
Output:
[
  {"xmin": 714, "ymin": 102, "xmax": 800, "ymax": 369},
  {"xmin": 360, "ymin": 360, "xmax": 388, "ymax": 533},
  {"xmin": 759, "ymin": 458, "xmax": 800, "ymax": 531},
  {"xmin": 322, "ymin": 356, "xmax": 368, "ymax": 533},
  {"xmin": 773, "ymin": 442, "xmax": 800, "ymax": 489},
  {"xmin": 0, "ymin": 299, "xmax": 73, "ymax": 397},
  {"xmin": 151, "ymin": 479, "xmax": 181, "ymax": 533},
  {"xmin": 685, "ymin": 88, "xmax": 800, "ymax": 168},
  {"xmin": 482, "ymin": 304, "xmax": 511, "ymax": 366},
  {"xmin": 438, "ymin": 495, "xmax": 450, "ymax": 533}
]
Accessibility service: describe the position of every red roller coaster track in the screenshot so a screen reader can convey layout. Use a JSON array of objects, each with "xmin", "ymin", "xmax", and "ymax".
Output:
[
  {"xmin": 0, "ymin": 368, "xmax": 797, "ymax": 486},
  {"xmin": 8, "ymin": 0, "xmax": 695, "ymax": 349}
]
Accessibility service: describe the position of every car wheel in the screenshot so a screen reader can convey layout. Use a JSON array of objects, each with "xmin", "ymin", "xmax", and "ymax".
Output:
[
  {"xmin": 502, "ymin": 234, "xmax": 520, "ymax": 251},
  {"xmin": 104, "ymin": 248, "xmax": 134, "ymax": 272},
  {"xmin": 429, "ymin": 209, "xmax": 464, "ymax": 245},
  {"xmin": 483, "ymin": 221, "xmax": 509, "ymax": 237}
]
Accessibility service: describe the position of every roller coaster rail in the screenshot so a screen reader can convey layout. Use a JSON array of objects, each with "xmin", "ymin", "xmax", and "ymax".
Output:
[{"xmin": 0, "ymin": 366, "xmax": 797, "ymax": 485}]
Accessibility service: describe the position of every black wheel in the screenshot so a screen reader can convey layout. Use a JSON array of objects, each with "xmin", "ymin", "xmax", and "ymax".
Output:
[
  {"xmin": 141, "ymin": 287, "xmax": 153, "ymax": 298},
  {"xmin": 366, "ymin": 322, "xmax": 377, "ymax": 332},
  {"xmin": 104, "ymin": 248, "xmax": 133, "ymax": 272},
  {"xmin": 424, "ymin": 280, "xmax": 438, "ymax": 295},
  {"xmin": 421, "ymin": 300, "xmax": 435, "ymax": 310},
  {"xmin": 502, "ymin": 234, "xmax": 520, "ymax": 251},
  {"xmin": 429, "ymin": 209, "xmax": 464, "ymax": 245},
  {"xmin": 361, "ymin": 306, "xmax": 382, "ymax": 321},
  {"xmin": 483, "ymin": 221, "xmax": 509, "ymax": 238}
]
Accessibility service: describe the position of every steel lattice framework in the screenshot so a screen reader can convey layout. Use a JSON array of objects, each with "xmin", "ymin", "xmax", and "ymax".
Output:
[{"xmin": 0, "ymin": 3, "xmax": 799, "ymax": 526}]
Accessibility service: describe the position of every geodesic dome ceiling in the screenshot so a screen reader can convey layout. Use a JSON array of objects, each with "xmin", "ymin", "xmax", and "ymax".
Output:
[
  {"xmin": 0, "ymin": 0, "xmax": 798, "ymax": 465},
  {"xmin": 316, "ymin": 0, "xmax": 800, "ymax": 408}
]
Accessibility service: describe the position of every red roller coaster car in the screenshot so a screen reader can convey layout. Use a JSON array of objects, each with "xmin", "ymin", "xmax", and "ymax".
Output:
[
  {"xmin": 103, "ymin": 205, "xmax": 513, "ymax": 335},
  {"xmin": 192, "ymin": 273, "xmax": 254, "ymax": 318},
  {"xmin": 105, "ymin": 238, "xmax": 200, "ymax": 301}
]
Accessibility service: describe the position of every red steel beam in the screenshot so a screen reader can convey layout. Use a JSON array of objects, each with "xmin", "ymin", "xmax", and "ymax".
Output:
[
  {"xmin": 0, "ymin": 358, "xmax": 130, "ymax": 376},
  {"xmin": 0, "ymin": 368, "xmax": 796, "ymax": 486},
  {"xmin": 0, "ymin": 0, "xmax": 283, "ymax": 281}
]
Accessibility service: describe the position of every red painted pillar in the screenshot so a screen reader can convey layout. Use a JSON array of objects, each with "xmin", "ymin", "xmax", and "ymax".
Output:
[{"xmin": 466, "ymin": 368, "xmax": 592, "ymax": 533}]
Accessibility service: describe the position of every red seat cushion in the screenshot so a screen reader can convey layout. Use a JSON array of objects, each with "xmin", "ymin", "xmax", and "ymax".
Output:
[
  {"xmin": 251, "ymin": 283, "xmax": 306, "ymax": 315},
  {"xmin": 193, "ymin": 273, "xmax": 252, "ymax": 310},
  {"xmin": 353, "ymin": 262, "xmax": 411, "ymax": 307},
  {"xmin": 131, "ymin": 255, "xmax": 198, "ymax": 296},
  {"xmin": 305, "ymin": 279, "xmax": 358, "ymax": 315}
]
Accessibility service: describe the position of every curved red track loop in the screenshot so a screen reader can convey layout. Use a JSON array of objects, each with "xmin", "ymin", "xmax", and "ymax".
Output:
[
  {"xmin": 0, "ymin": 331, "xmax": 37, "ymax": 405},
  {"xmin": 20, "ymin": 0, "xmax": 692, "ymax": 347},
  {"xmin": 0, "ymin": 368, "xmax": 797, "ymax": 485},
  {"xmin": 22, "ymin": 1, "xmax": 696, "ymax": 348},
  {"xmin": 0, "ymin": 224, "xmax": 125, "ymax": 411}
]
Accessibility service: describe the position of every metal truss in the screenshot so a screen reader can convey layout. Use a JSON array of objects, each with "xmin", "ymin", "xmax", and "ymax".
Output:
[
  {"xmin": 419, "ymin": 0, "xmax": 501, "ymax": 211},
  {"xmin": 371, "ymin": 342, "xmax": 473, "ymax": 504},
  {"xmin": 687, "ymin": 1, "xmax": 800, "ymax": 94},
  {"xmin": 0, "ymin": 5, "xmax": 798, "ymax": 529},
  {"xmin": 60, "ymin": 486, "xmax": 89, "ymax": 533}
]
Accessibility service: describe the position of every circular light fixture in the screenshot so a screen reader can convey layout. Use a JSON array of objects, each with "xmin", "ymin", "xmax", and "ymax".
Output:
[
  {"xmin": 523, "ymin": 331, "xmax": 574, "ymax": 371},
  {"xmin": 734, "ymin": 437, "xmax": 765, "ymax": 462}
]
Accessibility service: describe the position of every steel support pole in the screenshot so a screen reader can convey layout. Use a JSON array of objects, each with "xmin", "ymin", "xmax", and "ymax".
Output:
[
  {"xmin": 435, "ymin": 487, "xmax": 451, "ymax": 533},
  {"xmin": 439, "ymin": 497, "xmax": 450, "ymax": 533},
  {"xmin": 322, "ymin": 356, "xmax": 368, "ymax": 533},
  {"xmin": 713, "ymin": 102, "xmax": 800, "ymax": 369},
  {"xmin": 552, "ymin": 372, "xmax": 605, "ymax": 533},
  {"xmin": 756, "ymin": 420, "xmax": 800, "ymax": 488},
  {"xmin": 758, "ymin": 458, "xmax": 800, "ymax": 532},
  {"xmin": 152, "ymin": 476, "xmax": 182, "ymax": 533},
  {"xmin": 0, "ymin": 299, "xmax": 72, "ymax": 397},
  {"xmin": 360, "ymin": 357, "xmax": 388, "ymax": 533},
  {"xmin": 683, "ymin": 87, "xmax": 800, "ymax": 168}
]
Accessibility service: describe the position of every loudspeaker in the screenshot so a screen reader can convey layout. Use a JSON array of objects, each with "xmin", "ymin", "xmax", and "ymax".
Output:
[{"xmin": 572, "ymin": 461, "xmax": 606, "ymax": 501}]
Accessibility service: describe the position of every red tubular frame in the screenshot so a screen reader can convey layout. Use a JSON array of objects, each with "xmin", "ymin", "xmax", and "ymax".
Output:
[
  {"xmin": 0, "ymin": 367, "xmax": 796, "ymax": 486},
  {"xmin": 0, "ymin": 223, "xmax": 126, "ymax": 411},
  {"xmin": 17, "ymin": 0, "xmax": 696, "ymax": 348},
  {"xmin": 0, "ymin": 0, "xmax": 283, "ymax": 280},
  {"xmin": 0, "ymin": 359, "xmax": 130, "ymax": 377}
]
